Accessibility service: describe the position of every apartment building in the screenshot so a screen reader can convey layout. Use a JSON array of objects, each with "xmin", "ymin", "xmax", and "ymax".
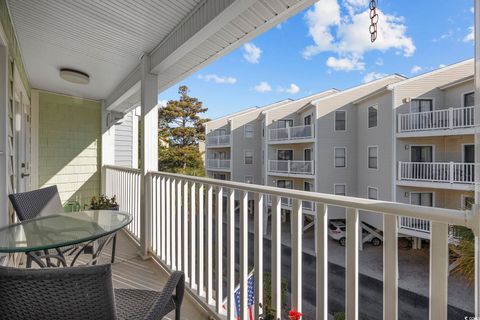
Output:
[{"xmin": 204, "ymin": 59, "xmax": 475, "ymax": 241}]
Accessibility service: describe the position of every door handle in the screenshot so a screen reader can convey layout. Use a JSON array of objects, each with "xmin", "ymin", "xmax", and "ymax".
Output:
[{"xmin": 21, "ymin": 173, "xmax": 30, "ymax": 178}]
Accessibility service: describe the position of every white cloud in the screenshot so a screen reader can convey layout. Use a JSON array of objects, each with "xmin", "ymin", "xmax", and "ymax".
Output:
[
  {"xmin": 326, "ymin": 56, "xmax": 365, "ymax": 71},
  {"xmin": 158, "ymin": 99, "xmax": 168, "ymax": 108},
  {"xmin": 439, "ymin": 64, "xmax": 446, "ymax": 68},
  {"xmin": 375, "ymin": 58, "xmax": 384, "ymax": 66},
  {"xmin": 363, "ymin": 72, "xmax": 387, "ymax": 83},
  {"xmin": 464, "ymin": 26, "xmax": 474, "ymax": 42},
  {"xmin": 279, "ymin": 83, "xmax": 300, "ymax": 94},
  {"xmin": 302, "ymin": 1, "xmax": 415, "ymax": 68},
  {"xmin": 243, "ymin": 43, "xmax": 262, "ymax": 64},
  {"xmin": 254, "ymin": 81, "xmax": 272, "ymax": 93},
  {"xmin": 198, "ymin": 74, "xmax": 237, "ymax": 84},
  {"xmin": 410, "ymin": 65, "xmax": 422, "ymax": 74}
]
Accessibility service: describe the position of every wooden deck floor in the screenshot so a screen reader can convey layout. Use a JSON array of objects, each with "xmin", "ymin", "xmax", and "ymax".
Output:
[{"xmin": 84, "ymin": 231, "xmax": 212, "ymax": 320}]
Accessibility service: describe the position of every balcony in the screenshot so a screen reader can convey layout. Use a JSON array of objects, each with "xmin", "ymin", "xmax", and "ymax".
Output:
[
  {"xmin": 206, "ymin": 134, "xmax": 230, "ymax": 147},
  {"xmin": 206, "ymin": 159, "xmax": 231, "ymax": 171},
  {"xmin": 268, "ymin": 160, "xmax": 315, "ymax": 177},
  {"xmin": 398, "ymin": 216, "xmax": 431, "ymax": 237},
  {"xmin": 397, "ymin": 106, "xmax": 474, "ymax": 137},
  {"xmin": 104, "ymin": 165, "xmax": 474, "ymax": 319},
  {"xmin": 398, "ymin": 161, "xmax": 474, "ymax": 190},
  {"xmin": 268, "ymin": 125, "xmax": 314, "ymax": 143}
]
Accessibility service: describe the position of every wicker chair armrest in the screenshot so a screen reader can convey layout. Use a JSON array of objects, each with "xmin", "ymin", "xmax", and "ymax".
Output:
[{"xmin": 144, "ymin": 271, "xmax": 185, "ymax": 320}]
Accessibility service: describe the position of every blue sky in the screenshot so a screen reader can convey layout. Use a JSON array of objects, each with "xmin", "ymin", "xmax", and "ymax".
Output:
[{"xmin": 159, "ymin": 0, "xmax": 474, "ymax": 120}]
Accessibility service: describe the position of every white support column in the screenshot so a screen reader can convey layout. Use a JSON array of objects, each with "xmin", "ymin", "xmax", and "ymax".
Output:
[
  {"xmin": 101, "ymin": 101, "xmax": 115, "ymax": 195},
  {"xmin": 254, "ymin": 193, "xmax": 264, "ymax": 318},
  {"xmin": 475, "ymin": 0, "xmax": 480, "ymax": 316},
  {"xmin": 316, "ymin": 203, "xmax": 328, "ymax": 320},
  {"xmin": 383, "ymin": 214, "xmax": 398, "ymax": 320},
  {"xmin": 139, "ymin": 53, "xmax": 158, "ymax": 258},
  {"xmin": 346, "ymin": 208, "xmax": 359, "ymax": 320},
  {"xmin": 429, "ymin": 222, "xmax": 449, "ymax": 320},
  {"xmin": 291, "ymin": 199, "xmax": 303, "ymax": 312}
]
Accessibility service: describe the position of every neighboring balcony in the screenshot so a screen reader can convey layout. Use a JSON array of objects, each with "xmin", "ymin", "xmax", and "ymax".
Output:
[
  {"xmin": 268, "ymin": 160, "xmax": 315, "ymax": 177},
  {"xmin": 266, "ymin": 195, "xmax": 315, "ymax": 212},
  {"xmin": 398, "ymin": 216, "xmax": 431, "ymax": 238},
  {"xmin": 206, "ymin": 134, "xmax": 230, "ymax": 147},
  {"xmin": 268, "ymin": 125, "xmax": 314, "ymax": 143},
  {"xmin": 206, "ymin": 159, "xmax": 231, "ymax": 171},
  {"xmin": 397, "ymin": 106, "xmax": 474, "ymax": 137},
  {"xmin": 397, "ymin": 161, "xmax": 474, "ymax": 190}
]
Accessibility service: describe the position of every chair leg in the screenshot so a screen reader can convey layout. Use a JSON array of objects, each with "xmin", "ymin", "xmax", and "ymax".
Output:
[
  {"xmin": 26, "ymin": 255, "xmax": 32, "ymax": 268},
  {"xmin": 175, "ymin": 306, "xmax": 181, "ymax": 320},
  {"xmin": 111, "ymin": 234, "xmax": 117, "ymax": 264}
]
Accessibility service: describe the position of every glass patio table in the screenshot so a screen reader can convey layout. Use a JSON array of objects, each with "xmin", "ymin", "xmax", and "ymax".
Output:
[{"xmin": 0, "ymin": 210, "xmax": 132, "ymax": 268}]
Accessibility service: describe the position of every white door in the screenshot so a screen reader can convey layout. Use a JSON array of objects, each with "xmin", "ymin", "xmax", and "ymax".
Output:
[{"xmin": 14, "ymin": 94, "xmax": 30, "ymax": 193}]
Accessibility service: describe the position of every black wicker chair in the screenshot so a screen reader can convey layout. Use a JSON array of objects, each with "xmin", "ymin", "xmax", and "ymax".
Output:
[
  {"xmin": 0, "ymin": 264, "xmax": 184, "ymax": 320},
  {"xmin": 8, "ymin": 185, "xmax": 117, "ymax": 266}
]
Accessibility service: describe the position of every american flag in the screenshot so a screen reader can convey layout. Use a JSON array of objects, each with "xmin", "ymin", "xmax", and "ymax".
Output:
[{"xmin": 223, "ymin": 270, "xmax": 255, "ymax": 320}]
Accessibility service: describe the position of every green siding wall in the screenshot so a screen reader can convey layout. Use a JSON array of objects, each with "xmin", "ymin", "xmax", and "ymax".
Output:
[
  {"xmin": 38, "ymin": 91, "xmax": 101, "ymax": 207},
  {"xmin": 0, "ymin": 0, "xmax": 30, "ymax": 95}
]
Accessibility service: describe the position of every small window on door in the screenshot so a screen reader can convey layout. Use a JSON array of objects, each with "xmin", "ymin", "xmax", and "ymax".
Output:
[
  {"xmin": 464, "ymin": 92, "xmax": 475, "ymax": 107},
  {"xmin": 277, "ymin": 150, "xmax": 293, "ymax": 161},
  {"xmin": 410, "ymin": 146, "xmax": 433, "ymax": 162},
  {"xmin": 368, "ymin": 187, "xmax": 378, "ymax": 200},
  {"xmin": 277, "ymin": 180, "xmax": 293, "ymax": 189},
  {"xmin": 334, "ymin": 184, "xmax": 346, "ymax": 196},
  {"xmin": 334, "ymin": 111, "xmax": 346, "ymax": 131},
  {"xmin": 278, "ymin": 119, "xmax": 294, "ymax": 128},
  {"xmin": 410, "ymin": 192, "xmax": 433, "ymax": 207},
  {"xmin": 411, "ymin": 99, "xmax": 433, "ymax": 113},
  {"xmin": 334, "ymin": 147, "xmax": 346, "ymax": 167},
  {"xmin": 304, "ymin": 148, "xmax": 312, "ymax": 161},
  {"xmin": 304, "ymin": 181, "xmax": 313, "ymax": 192},
  {"xmin": 304, "ymin": 115, "xmax": 312, "ymax": 126},
  {"xmin": 368, "ymin": 105, "xmax": 378, "ymax": 128}
]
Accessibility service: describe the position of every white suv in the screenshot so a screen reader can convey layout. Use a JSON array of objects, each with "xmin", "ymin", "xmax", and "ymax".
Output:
[{"xmin": 328, "ymin": 220, "xmax": 346, "ymax": 246}]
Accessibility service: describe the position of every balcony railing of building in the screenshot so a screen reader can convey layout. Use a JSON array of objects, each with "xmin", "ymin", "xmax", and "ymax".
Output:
[
  {"xmin": 206, "ymin": 159, "xmax": 231, "ymax": 170},
  {"xmin": 398, "ymin": 161, "xmax": 475, "ymax": 184},
  {"xmin": 398, "ymin": 106, "xmax": 474, "ymax": 133},
  {"xmin": 398, "ymin": 216, "xmax": 431, "ymax": 234},
  {"xmin": 104, "ymin": 165, "xmax": 475, "ymax": 320},
  {"xmin": 269, "ymin": 125, "xmax": 314, "ymax": 141},
  {"xmin": 206, "ymin": 134, "xmax": 230, "ymax": 146},
  {"xmin": 268, "ymin": 160, "xmax": 315, "ymax": 175}
]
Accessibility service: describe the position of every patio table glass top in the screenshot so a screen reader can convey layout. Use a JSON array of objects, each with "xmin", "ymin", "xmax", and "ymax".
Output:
[{"xmin": 0, "ymin": 210, "xmax": 132, "ymax": 253}]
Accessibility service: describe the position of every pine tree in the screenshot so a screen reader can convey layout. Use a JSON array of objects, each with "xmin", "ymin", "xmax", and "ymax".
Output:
[{"xmin": 158, "ymin": 85, "xmax": 209, "ymax": 175}]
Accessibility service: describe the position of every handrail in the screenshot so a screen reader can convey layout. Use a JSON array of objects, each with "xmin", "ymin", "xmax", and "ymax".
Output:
[
  {"xmin": 104, "ymin": 164, "xmax": 141, "ymax": 173},
  {"xmin": 147, "ymin": 170, "xmax": 470, "ymax": 227}
]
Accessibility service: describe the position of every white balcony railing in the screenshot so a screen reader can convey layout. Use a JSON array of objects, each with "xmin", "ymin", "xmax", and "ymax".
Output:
[
  {"xmin": 398, "ymin": 216, "xmax": 431, "ymax": 234},
  {"xmin": 104, "ymin": 165, "xmax": 475, "ymax": 320},
  {"xmin": 206, "ymin": 134, "xmax": 230, "ymax": 146},
  {"xmin": 206, "ymin": 159, "xmax": 231, "ymax": 170},
  {"xmin": 398, "ymin": 161, "xmax": 475, "ymax": 184},
  {"xmin": 268, "ymin": 160, "xmax": 314, "ymax": 175},
  {"xmin": 269, "ymin": 125, "xmax": 314, "ymax": 141},
  {"xmin": 398, "ymin": 106, "xmax": 474, "ymax": 133}
]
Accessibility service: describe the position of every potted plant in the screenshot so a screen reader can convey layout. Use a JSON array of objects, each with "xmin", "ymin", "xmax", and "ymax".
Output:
[{"xmin": 87, "ymin": 195, "xmax": 119, "ymax": 211}]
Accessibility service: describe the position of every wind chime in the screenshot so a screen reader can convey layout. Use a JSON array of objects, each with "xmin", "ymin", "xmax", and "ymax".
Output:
[{"xmin": 369, "ymin": 0, "xmax": 378, "ymax": 42}]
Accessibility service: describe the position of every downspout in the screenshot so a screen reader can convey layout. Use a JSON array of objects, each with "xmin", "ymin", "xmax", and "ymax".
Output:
[{"xmin": 474, "ymin": 0, "xmax": 480, "ymax": 316}]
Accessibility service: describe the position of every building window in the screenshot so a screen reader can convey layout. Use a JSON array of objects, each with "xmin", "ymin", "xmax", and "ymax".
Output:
[
  {"xmin": 464, "ymin": 92, "xmax": 475, "ymax": 107},
  {"xmin": 277, "ymin": 180, "xmax": 293, "ymax": 189},
  {"xmin": 304, "ymin": 115, "xmax": 312, "ymax": 125},
  {"xmin": 334, "ymin": 147, "xmax": 346, "ymax": 168},
  {"xmin": 411, "ymin": 99, "xmax": 433, "ymax": 113},
  {"xmin": 462, "ymin": 195, "xmax": 474, "ymax": 210},
  {"xmin": 368, "ymin": 146, "xmax": 378, "ymax": 169},
  {"xmin": 304, "ymin": 148, "xmax": 312, "ymax": 161},
  {"xmin": 244, "ymin": 124, "xmax": 254, "ymax": 138},
  {"xmin": 278, "ymin": 149, "xmax": 293, "ymax": 161},
  {"xmin": 213, "ymin": 173, "xmax": 226, "ymax": 180},
  {"xmin": 278, "ymin": 119, "xmax": 294, "ymax": 128},
  {"xmin": 368, "ymin": 187, "xmax": 378, "ymax": 200},
  {"xmin": 334, "ymin": 110, "xmax": 346, "ymax": 131},
  {"xmin": 334, "ymin": 184, "xmax": 346, "ymax": 196},
  {"xmin": 410, "ymin": 192, "xmax": 433, "ymax": 207},
  {"xmin": 244, "ymin": 151, "xmax": 254, "ymax": 164},
  {"xmin": 368, "ymin": 105, "xmax": 378, "ymax": 128},
  {"xmin": 304, "ymin": 181, "xmax": 313, "ymax": 191},
  {"xmin": 245, "ymin": 176, "xmax": 253, "ymax": 184}
]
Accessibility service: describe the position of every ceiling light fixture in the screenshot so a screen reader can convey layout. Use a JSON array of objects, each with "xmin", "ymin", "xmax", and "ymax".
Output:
[{"xmin": 59, "ymin": 68, "xmax": 90, "ymax": 85}]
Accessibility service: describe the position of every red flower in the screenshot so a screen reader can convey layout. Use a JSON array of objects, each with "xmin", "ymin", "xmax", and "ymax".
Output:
[{"xmin": 289, "ymin": 309, "xmax": 303, "ymax": 320}]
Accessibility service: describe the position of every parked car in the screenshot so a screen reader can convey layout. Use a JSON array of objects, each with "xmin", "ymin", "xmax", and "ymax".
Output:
[{"xmin": 328, "ymin": 220, "xmax": 346, "ymax": 246}]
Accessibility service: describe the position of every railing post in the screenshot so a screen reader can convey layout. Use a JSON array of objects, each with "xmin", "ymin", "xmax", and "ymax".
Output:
[
  {"xmin": 254, "ymin": 193, "xmax": 264, "ymax": 318},
  {"xmin": 398, "ymin": 161, "xmax": 402, "ymax": 180},
  {"xmin": 397, "ymin": 114, "xmax": 402, "ymax": 133},
  {"xmin": 316, "ymin": 203, "xmax": 328, "ymax": 320},
  {"xmin": 430, "ymin": 222, "xmax": 449, "ymax": 320},
  {"xmin": 139, "ymin": 53, "xmax": 158, "ymax": 259},
  {"xmin": 291, "ymin": 199, "xmax": 303, "ymax": 312},
  {"xmin": 449, "ymin": 107, "xmax": 454, "ymax": 129},
  {"xmin": 450, "ymin": 162, "xmax": 454, "ymax": 183},
  {"xmin": 346, "ymin": 208, "xmax": 359, "ymax": 320},
  {"xmin": 384, "ymin": 214, "xmax": 398, "ymax": 320},
  {"xmin": 271, "ymin": 195, "xmax": 282, "ymax": 320}
]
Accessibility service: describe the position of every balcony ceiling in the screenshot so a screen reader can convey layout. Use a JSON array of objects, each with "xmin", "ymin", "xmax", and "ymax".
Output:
[{"xmin": 7, "ymin": 0, "xmax": 316, "ymax": 112}]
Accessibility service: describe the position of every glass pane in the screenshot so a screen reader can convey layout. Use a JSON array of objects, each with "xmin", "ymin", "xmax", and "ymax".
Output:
[
  {"xmin": 335, "ymin": 111, "xmax": 346, "ymax": 130},
  {"xmin": 0, "ymin": 211, "xmax": 132, "ymax": 253},
  {"xmin": 368, "ymin": 106, "xmax": 377, "ymax": 128},
  {"xmin": 464, "ymin": 93, "xmax": 475, "ymax": 107}
]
